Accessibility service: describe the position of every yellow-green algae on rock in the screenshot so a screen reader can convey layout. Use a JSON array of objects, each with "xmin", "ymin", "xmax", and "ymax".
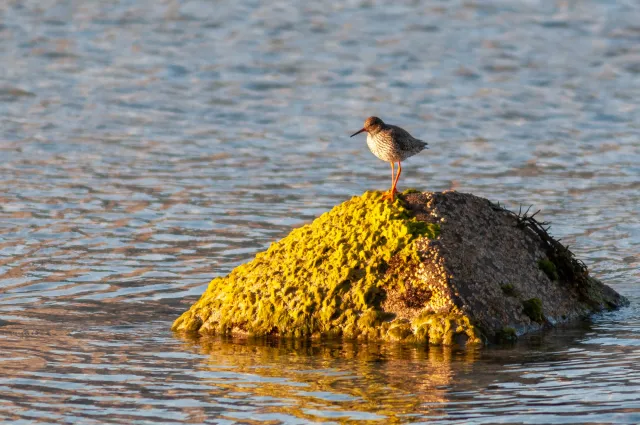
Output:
[{"xmin": 172, "ymin": 191, "xmax": 477, "ymax": 343}]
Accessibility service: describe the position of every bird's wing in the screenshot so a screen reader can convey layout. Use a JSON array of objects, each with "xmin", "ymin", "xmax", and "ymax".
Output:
[{"xmin": 388, "ymin": 125, "xmax": 428, "ymax": 149}]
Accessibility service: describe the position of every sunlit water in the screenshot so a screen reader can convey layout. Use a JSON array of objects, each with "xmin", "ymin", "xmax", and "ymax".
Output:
[{"xmin": 1, "ymin": 0, "xmax": 639, "ymax": 423}]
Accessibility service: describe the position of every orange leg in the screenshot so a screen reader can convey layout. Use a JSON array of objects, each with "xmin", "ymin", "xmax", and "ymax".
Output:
[
  {"xmin": 382, "ymin": 162, "xmax": 401, "ymax": 202},
  {"xmin": 391, "ymin": 162, "xmax": 402, "ymax": 194},
  {"xmin": 390, "ymin": 162, "xmax": 395, "ymax": 188},
  {"xmin": 389, "ymin": 162, "xmax": 396, "ymax": 197}
]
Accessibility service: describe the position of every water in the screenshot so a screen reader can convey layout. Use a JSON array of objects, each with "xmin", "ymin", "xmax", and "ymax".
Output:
[{"xmin": 1, "ymin": 0, "xmax": 639, "ymax": 423}]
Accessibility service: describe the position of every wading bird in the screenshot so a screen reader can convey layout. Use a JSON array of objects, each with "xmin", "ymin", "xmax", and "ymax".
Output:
[{"xmin": 351, "ymin": 116, "xmax": 428, "ymax": 201}]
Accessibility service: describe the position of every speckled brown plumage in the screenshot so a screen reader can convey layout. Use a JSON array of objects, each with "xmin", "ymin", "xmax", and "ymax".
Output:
[{"xmin": 351, "ymin": 116, "xmax": 428, "ymax": 201}]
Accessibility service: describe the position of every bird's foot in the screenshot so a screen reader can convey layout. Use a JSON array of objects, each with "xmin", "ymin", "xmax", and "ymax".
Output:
[{"xmin": 381, "ymin": 188, "xmax": 398, "ymax": 202}]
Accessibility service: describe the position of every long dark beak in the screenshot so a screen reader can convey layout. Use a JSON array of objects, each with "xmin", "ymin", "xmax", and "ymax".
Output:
[{"xmin": 350, "ymin": 128, "xmax": 366, "ymax": 137}]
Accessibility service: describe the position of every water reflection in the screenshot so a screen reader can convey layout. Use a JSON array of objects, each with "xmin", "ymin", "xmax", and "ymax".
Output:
[
  {"xmin": 0, "ymin": 291, "xmax": 637, "ymax": 423},
  {"xmin": 179, "ymin": 334, "xmax": 481, "ymax": 423},
  {"xmin": 173, "ymin": 301, "xmax": 639, "ymax": 424}
]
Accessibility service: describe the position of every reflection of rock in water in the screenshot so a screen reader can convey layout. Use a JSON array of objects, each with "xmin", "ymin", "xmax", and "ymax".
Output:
[
  {"xmin": 179, "ymin": 334, "xmax": 477, "ymax": 420},
  {"xmin": 173, "ymin": 190, "xmax": 628, "ymax": 345}
]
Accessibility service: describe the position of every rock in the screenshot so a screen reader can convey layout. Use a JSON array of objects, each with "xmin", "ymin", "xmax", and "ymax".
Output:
[{"xmin": 172, "ymin": 190, "xmax": 628, "ymax": 345}]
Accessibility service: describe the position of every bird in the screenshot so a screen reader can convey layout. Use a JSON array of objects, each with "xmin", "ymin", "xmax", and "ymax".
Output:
[{"xmin": 350, "ymin": 116, "xmax": 428, "ymax": 202}]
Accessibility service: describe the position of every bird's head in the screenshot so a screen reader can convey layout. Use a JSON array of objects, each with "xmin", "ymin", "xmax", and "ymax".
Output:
[{"xmin": 350, "ymin": 116, "xmax": 385, "ymax": 137}]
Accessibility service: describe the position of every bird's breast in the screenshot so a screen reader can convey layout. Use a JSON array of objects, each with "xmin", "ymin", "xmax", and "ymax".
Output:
[{"xmin": 366, "ymin": 133, "xmax": 397, "ymax": 162}]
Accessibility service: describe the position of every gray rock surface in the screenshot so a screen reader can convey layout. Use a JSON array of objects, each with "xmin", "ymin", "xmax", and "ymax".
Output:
[{"xmin": 396, "ymin": 191, "xmax": 629, "ymax": 341}]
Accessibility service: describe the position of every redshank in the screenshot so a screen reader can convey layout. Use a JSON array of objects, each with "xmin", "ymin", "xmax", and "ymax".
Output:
[{"xmin": 351, "ymin": 116, "xmax": 428, "ymax": 201}]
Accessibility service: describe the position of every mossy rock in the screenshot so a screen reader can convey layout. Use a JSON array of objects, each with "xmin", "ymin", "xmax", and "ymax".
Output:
[
  {"xmin": 173, "ymin": 190, "xmax": 628, "ymax": 345},
  {"xmin": 522, "ymin": 298, "xmax": 544, "ymax": 323},
  {"xmin": 501, "ymin": 283, "xmax": 517, "ymax": 297},
  {"xmin": 538, "ymin": 259, "xmax": 559, "ymax": 281},
  {"xmin": 496, "ymin": 326, "xmax": 518, "ymax": 343},
  {"xmin": 172, "ymin": 191, "xmax": 458, "ymax": 342}
]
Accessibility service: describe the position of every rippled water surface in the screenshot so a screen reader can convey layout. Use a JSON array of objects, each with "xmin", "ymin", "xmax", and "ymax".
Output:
[{"xmin": 1, "ymin": 0, "xmax": 639, "ymax": 423}]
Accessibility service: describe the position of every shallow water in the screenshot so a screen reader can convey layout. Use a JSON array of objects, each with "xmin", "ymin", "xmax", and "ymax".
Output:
[{"xmin": 1, "ymin": 0, "xmax": 639, "ymax": 423}]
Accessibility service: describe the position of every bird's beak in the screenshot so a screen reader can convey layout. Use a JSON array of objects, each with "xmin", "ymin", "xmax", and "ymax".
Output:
[{"xmin": 350, "ymin": 128, "xmax": 366, "ymax": 137}]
